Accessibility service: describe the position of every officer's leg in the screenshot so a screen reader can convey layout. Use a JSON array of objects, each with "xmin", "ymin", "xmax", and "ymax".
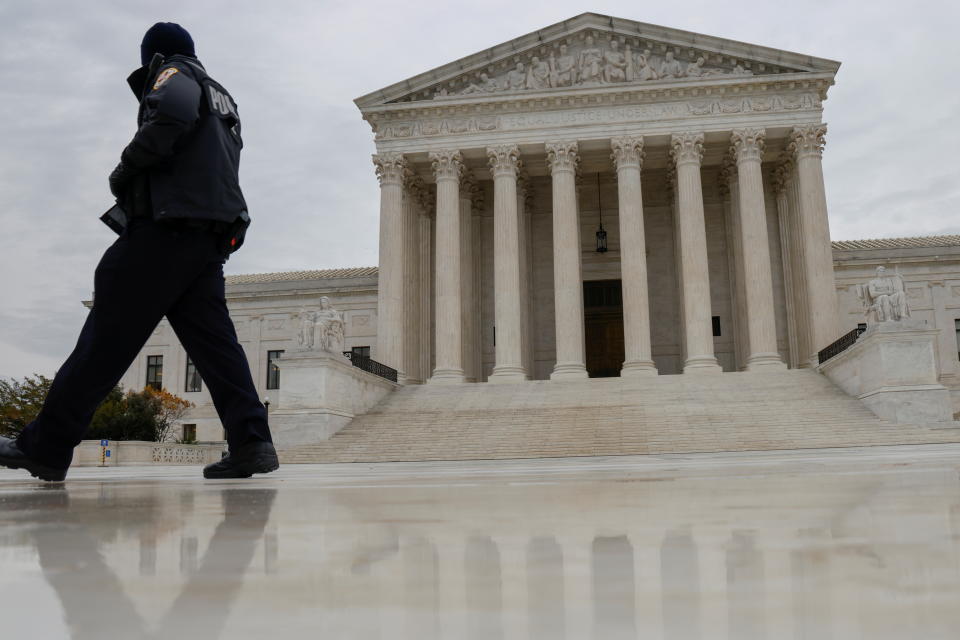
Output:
[
  {"xmin": 17, "ymin": 223, "xmax": 197, "ymax": 469},
  {"xmin": 165, "ymin": 260, "xmax": 272, "ymax": 453}
]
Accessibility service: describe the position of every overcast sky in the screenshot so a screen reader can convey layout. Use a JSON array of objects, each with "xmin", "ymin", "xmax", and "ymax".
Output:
[{"xmin": 1, "ymin": 0, "xmax": 958, "ymax": 380}]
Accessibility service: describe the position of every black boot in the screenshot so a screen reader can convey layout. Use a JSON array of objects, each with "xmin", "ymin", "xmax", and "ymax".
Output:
[
  {"xmin": 0, "ymin": 436, "xmax": 68, "ymax": 482},
  {"xmin": 203, "ymin": 441, "xmax": 279, "ymax": 479}
]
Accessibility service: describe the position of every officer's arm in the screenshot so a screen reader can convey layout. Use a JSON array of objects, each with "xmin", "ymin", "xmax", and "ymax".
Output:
[{"xmin": 122, "ymin": 65, "xmax": 201, "ymax": 169}]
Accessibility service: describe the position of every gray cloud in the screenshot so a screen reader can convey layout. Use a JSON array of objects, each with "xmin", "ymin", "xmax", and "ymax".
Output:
[{"xmin": 1, "ymin": 0, "xmax": 957, "ymax": 378}]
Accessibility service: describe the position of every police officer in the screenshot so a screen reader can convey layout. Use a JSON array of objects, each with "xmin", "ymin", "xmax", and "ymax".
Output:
[{"xmin": 0, "ymin": 22, "xmax": 278, "ymax": 481}]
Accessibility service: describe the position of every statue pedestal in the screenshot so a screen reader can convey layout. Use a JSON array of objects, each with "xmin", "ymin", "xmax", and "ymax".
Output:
[
  {"xmin": 270, "ymin": 350, "xmax": 397, "ymax": 448},
  {"xmin": 819, "ymin": 320, "xmax": 953, "ymax": 424}
]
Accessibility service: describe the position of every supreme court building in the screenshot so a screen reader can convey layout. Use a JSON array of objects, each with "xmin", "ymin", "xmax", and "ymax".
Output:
[
  {"xmin": 363, "ymin": 12, "xmax": 839, "ymax": 384},
  {"xmin": 119, "ymin": 14, "xmax": 960, "ymax": 445}
]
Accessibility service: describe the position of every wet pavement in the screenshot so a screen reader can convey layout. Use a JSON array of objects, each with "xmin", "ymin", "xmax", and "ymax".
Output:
[{"xmin": 2, "ymin": 444, "xmax": 960, "ymax": 639}]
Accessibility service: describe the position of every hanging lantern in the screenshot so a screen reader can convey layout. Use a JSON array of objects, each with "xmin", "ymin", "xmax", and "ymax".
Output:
[{"xmin": 595, "ymin": 172, "xmax": 608, "ymax": 253}]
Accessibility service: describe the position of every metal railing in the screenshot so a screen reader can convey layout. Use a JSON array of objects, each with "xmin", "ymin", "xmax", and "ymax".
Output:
[
  {"xmin": 817, "ymin": 325, "xmax": 867, "ymax": 365},
  {"xmin": 342, "ymin": 352, "xmax": 398, "ymax": 383}
]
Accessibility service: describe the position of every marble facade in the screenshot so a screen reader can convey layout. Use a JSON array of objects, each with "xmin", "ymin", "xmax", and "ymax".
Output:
[{"xmin": 362, "ymin": 13, "xmax": 840, "ymax": 384}]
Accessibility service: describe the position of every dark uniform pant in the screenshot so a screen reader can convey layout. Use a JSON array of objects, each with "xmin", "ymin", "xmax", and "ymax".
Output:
[{"xmin": 17, "ymin": 217, "xmax": 272, "ymax": 470}]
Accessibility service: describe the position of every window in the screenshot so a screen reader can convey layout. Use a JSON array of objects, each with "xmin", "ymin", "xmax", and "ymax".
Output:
[
  {"xmin": 712, "ymin": 316, "xmax": 722, "ymax": 337},
  {"xmin": 267, "ymin": 350, "xmax": 284, "ymax": 390},
  {"xmin": 956, "ymin": 319, "xmax": 960, "ymax": 361},
  {"xmin": 182, "ymin": 424, "xmax": 197, "ymax": 442},
  {"xmin": 351, "ymin": 346, "xmax": 371, "ymax": 361},
  {"xmin": 146, "ymin": 355, "xmax": 163, "ymax": 390},
  {"xmin": 184, "ymin": 357, "xmax": 202, "ymax": 393}
]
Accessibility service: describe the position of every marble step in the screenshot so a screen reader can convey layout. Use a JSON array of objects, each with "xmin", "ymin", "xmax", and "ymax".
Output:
[{"xmin": 278, "ymin": 370, "xmax": 960, "ymax": 463}]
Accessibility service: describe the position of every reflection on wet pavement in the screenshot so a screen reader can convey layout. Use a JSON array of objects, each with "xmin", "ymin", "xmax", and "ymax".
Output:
[{"xmin": 1, "ymin": 444, "xmax": 960, "ymax": 639}]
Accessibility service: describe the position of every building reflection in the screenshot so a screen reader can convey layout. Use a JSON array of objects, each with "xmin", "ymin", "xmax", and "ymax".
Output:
[
  {"xmin": 592, "ymin": 535, "xmax": 636, "ymax": 639},
  {"xmin": 4, "ymin": 461, "xmax": 960, "ymax": 637},
  {"xmin": 726, "ymin": 530, "xmax": 765, "ymax": 639},
  {"xmin": 403, "ymin": 536, "xmax": 440, "ymax": 639},
  {"xmin": 527, "ymin": 536, "xmax": 565, "ymax": 639},
  {"xmin": 662, "ymin": 528, "xmax": 701, "ymax": 639},
  {"xmin": 465, "ymin": 535, "xmax": 503, "ymax": 639}
]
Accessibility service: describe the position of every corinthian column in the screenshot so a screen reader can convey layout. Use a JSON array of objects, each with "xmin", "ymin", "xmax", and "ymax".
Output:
[
  {"xmin": 731, "ymin": 128, "xmax": 786, "ymax": 370},
  {"xmin": 611, "ymin": 135, "xmax": 657, "ymax": 377},
  {"xmin": 789, "ymin": 125, "xmax": 839, "ymax": 365},
  {"xmin": 428, "ymin": 149, "xmax": 465, "ymax": 383},
  {"xmin": 373, "ymin": 152, "xmax": 407, "ymax": 377},
  {"xmin": 401, "ymin": 176, "xmax": 424, "ymax": 384},
  {"xmin": 547, "ymin": 141, "xmax": 588, "ymax": 380},
  {"xmin": 670, "ymin": 132, "xmax": 721, "ymax": 373},
  {"xmin": 460, "ymin": 172, "xmax": 478, "ymax": 382},
  {"xmin": 487, "ymin": 145, "xmax": 527, "ymax": 382}
]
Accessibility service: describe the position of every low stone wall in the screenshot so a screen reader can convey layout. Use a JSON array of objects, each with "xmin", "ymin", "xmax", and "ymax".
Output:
[
  {"xmin": 819, "ymin": 320, "xmax": 954, "ymax": 424},
  {"xmin": 72, "ymin": 440, "xmax": 225, "ymax": 467}
]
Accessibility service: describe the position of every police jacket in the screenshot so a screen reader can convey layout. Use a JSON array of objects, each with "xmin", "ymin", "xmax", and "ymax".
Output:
[{"xmin": 122, "ymin": 55, "xmax": 248, "ymax": 225}]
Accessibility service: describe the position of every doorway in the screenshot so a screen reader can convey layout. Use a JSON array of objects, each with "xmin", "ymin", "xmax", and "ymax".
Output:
[{"xmin": 584, "ymin": 280, "xmax": 625, "ymax": 378}]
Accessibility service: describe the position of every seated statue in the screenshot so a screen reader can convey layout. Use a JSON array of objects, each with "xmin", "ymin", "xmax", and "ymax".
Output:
[
  {"xmin": 314, "ymin": 296, "xmax": 345, "ymax": 353},
  {"xmin": 602, "ymin": 40, "xmax": 628, "ymax": 83},
  {"xmin": 659, "ymin": 51, "xmax": 684, "ymax": 79},
  {"xmin": 297, "ymin": 298, "xmax": 345, "ymax": 353},
  {"xmin": 858, "ymin": 265, "xmax": 911, "ymax": 323}
]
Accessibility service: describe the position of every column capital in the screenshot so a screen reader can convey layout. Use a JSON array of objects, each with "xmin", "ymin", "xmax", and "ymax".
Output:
[
  {"xmin": 610, "ymin": 135, "xmax": 645, "ymax": 170},
  {"xmin": 517, "ymin": 171, "xmax": 534, "ymax": 211},
  {"xmin": 788, "ymin": 124, "xmax": 827, "ymax": 159},
  {"xmin": 486, "ymin": 144, "xmax": 522, "ymax": 178},
  {"xmin": 665, "ymin": 164, "xmax": 677, "ymax": 198},
  {"xmin": 372, "ymin": 152, "xmax": 407, "ymax": 186},
  {"xmin": 730, "ymin": 127, "xmax": 766, "ymax": 164},
  {"xmin": 670, "ymin": 132, "xmax": 705, "ymax": 167},
  {"xmin": 462, "ymin": 171, "xmax": 485, "ymax": 213},
  {"xmin": 545, "ymin": 141, "xmax": 580, "ymax": 175},
  {"xmin": 407, "ymin": 174, "xmax": 433, "ymax": 214},
  {"xmin": 771, "ymin": 157, "xmax": 795, "ymax": 195},
  {"xmin": 460, "ymin": 170, "xmax": 477, "ymax": 195},
  {"xmin": 718, "ymin": 155, "xmax": 737, "ymax": 196},
  {"xmin": 429, "ymin": 149, "xmax": 464, "ymax": 182}
]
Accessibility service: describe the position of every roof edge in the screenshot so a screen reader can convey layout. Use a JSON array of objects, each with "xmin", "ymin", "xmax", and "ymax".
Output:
[{"xmin": 354, "ymin": 12, "xmax": 841, "ymax": 109}]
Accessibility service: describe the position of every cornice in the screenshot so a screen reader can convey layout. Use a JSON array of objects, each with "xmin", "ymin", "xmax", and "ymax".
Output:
[{"xmin": 361, "ymin": 71, "xmax": 833, "ymax": 122}]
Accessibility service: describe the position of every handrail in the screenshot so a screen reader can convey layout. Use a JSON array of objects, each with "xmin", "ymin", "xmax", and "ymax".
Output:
[
  {"xmin": 817, "ymin": 325, "xmax": 867, "ymax": 365},
  {"xmin": 342, "ymin": 352, "xmax": 398, "ymax": 383}
]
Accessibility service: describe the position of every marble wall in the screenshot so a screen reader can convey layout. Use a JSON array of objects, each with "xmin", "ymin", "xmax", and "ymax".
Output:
[
  {"xmin": 833, "ymin": 245, "xmax": 960, "ymax": 413},
  {"xmin": 119, "ymin": 274, "xmax": 379, "ymax": 442}
]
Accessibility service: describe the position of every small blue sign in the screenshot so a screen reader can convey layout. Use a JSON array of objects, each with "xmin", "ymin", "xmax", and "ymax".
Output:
[
  {"xmin": 105, "ymin": 450, "xmax": 111, "ymax": 458},
  {"xmin": 100, "ymin": 440, "xmax": 109, "ymax": 447}
]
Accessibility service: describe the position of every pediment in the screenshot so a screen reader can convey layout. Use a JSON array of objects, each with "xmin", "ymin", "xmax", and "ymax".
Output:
[{"xmin": 355, "ymin": 13, "xmax": 839, "ymax": 109}]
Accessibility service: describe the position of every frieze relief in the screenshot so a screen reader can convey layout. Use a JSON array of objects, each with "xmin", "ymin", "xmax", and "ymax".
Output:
[
  {"xmin": 390, "ymin": 30, "xmax": 803, "ymax": 104},
  {"xmin": 374, "ymin": 93, "xmax": 821, "ymax": 141}
]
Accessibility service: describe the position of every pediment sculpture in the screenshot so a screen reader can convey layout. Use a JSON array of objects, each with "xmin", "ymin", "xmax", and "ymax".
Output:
[
  {"xmin": 297, "ymin": 297, "xmax": 346, "ymax": 353},
  {"xmin": 857, "ymin": 266, "xmax": 911, "ymax": 323},
  {"xmin": 433, "ymin": 33, "xmax": 764, "ymax": 101}
]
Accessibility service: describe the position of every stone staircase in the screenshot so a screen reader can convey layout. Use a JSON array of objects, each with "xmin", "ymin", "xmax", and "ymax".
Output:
[{"xmin": 279, "ymin": 369, "xmax": 960, "ymax": 464}]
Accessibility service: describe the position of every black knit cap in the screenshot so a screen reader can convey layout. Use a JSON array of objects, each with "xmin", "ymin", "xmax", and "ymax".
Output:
[{"xmin": 140, "ymin": 22, "xmax": 195, "ymax": 66}]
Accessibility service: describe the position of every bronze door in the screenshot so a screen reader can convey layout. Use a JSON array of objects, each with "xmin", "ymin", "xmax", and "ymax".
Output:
[{"xmin": 584, "ymin": 280, "xmax": 625, "ymax": 378}]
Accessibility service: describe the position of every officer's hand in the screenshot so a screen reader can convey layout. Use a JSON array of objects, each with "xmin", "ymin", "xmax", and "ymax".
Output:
[{"xmin": 108, "ymin": 161, "xmax": 136, "ymax": 198}]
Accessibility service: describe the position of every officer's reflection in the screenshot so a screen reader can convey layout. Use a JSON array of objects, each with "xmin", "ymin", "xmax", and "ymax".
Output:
[{"xmin": 26, "ymin": 487, "xmax": 276, "ymax": 639}]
